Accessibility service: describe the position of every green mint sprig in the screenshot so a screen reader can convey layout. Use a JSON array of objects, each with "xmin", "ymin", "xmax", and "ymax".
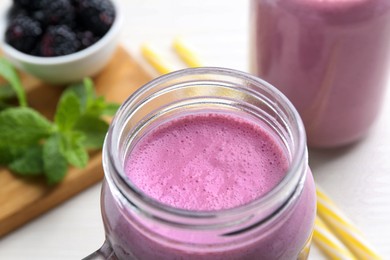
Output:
[
  {"xmin": 0, "ymin": 61, "xmax": 120, "ymax": 184},
  {"xmin": 0, "ymin": 58, "xmax": 27, "ymax": 107}
]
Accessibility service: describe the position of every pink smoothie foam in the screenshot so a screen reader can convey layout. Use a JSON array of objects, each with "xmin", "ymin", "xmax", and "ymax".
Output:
[
  {"xmin": 251, "ymin": 0, "xmax": 390, "ymax": 147},
  {"xmin": 125, "ymin": 113, "xmax": 288, "ymax": 211},
  {"xmin": 102, "ymin": 113, "xmax": 316, "ymax": 259}
]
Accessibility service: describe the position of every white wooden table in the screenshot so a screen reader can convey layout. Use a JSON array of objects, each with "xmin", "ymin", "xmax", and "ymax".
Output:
[{"xmin": 1, "ymin": 1, "xmax": 389, "ymax": 259}]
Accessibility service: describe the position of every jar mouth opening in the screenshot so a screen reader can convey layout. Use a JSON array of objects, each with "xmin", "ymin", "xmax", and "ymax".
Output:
[{"xmin": 103, "ymin": 67, "xmax": 307, "ymax": 226}]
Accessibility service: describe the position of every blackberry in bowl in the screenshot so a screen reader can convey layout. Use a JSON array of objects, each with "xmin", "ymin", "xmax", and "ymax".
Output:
[{"xmin": 0, "ymin": 0, "xmax": 123, "ymax": 85}]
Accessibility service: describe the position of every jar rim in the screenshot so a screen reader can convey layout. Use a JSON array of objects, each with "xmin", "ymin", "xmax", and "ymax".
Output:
[{"xmin": 103, "ymin": 67, "xmax": 308, "ymax": 228}]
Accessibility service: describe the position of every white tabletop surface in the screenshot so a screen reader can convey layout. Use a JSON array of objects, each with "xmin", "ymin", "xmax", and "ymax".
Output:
[{"xmin": 1, "ymin": 0, "xmax": 389, "ymax": 259}]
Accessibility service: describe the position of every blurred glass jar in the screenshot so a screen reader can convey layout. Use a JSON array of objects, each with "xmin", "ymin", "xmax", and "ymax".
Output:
[{"xmin": 250, "ymin": 0, "xmax": 390, "ymax": 148}]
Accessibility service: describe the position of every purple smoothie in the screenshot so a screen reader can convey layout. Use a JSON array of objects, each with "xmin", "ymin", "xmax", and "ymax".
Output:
[
  {"xmin": 101, "ymin": 112, "xmax": 316, "ymax": 259},
  {"xmin": 125, "ymin": 113, "xmax": 288, "ymax": 211},
  {"xmin": 250, "ymin": 0, "xmax": 390, "ymax": 147}
]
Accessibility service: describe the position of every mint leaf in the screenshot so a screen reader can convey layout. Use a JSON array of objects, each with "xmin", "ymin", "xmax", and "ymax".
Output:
[
  {"xmin": 9, "ymin": 145, "xmax": 44, "ymax": 176},
  {"xmin": 86, "ymin": 96, "xmax": 120, "ymax": 117},
  {"xmin": 54, "ymin": 91, "xmax": 81, "ymax": 132},
  {"xmin": 0, "ymin": 58, "xmax": 27, "ymax": 107},
  {"xmin": 0, "ymin": 107, "xmax": 54, "ymax": 146},
  {"xmin": 101, "ymin": 102, "xmax": 120, "ymax": 116},
  {"xmin": 65, "ymin": 78, "xmax": 96, "ymax": 113},
  {"xmin": 74, "ymin": 115, "xmax": 109, "ymax": 149},
  {"xmin": 0, "ymin": 83, "xmax": 16, "ymax": 100},
  {"xmin": 0, "ymin": 100, "xmax": 10, "ymax": 111},
  {"xmin": 82, "ymin": 77, "xmax": 95, "ymax": 102},
  {"xmin": 87, "ymin": 96, "xmax": 107, "ymax": 116},
  {"xmin": 0, "ymin": 75, "xmax": 119, "ymax": 185},
  {"xmin": 0, "ymin": 145, "xmax": 27, "ymax": 165},
  {"xmin": 63, "ymin": 77, "xmax": 119, "ymax": 117},
  {"xmin": 82, "ymin": 77, "xmax": 94, "ymax": 90},
  {"xmin": 89, "ymin": 97, "xmax": 119, "ymax": 117},
  {"xmin": 43, "ymin": 134, "xmax": 68, "ymax": 185},
  {"xmin": 64, "ymin": 84, "xmax": 88, "ymax": 113},
  {"xmin": 60, "ymin": 131, "xmax": 88, "ymax": 168},
  {"xmin": 0, "ymin": 84, "xmax": 14, "ymax": 111},
  {"xmin": 0, "ymin": 145, "xmax": 13, "ymax": 164}
]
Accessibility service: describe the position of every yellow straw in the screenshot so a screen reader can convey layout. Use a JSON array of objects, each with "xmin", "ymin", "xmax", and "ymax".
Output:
[
  {"xmin": 140, "ymin": 38, "xmax": 382, "ymax": 260},
  {"xmin": 172, "ymin": 37, "xmax": 204, "ymax": 68},
  {"xmin": 316, "ymin": 188, "xmax": 383, "ymax": 259},
  {"xmin": 140, "ymin": 43, "xmax": 175, "ymax": 74},
  {"xmin": 313, "ymin": 216, "xmax": 357, "ymax": 260}
]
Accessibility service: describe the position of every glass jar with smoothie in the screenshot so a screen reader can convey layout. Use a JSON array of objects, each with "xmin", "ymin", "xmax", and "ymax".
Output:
[
  {"xmin": 250, "ymin": 0, "xmax": 390, "ymax": 147},
  {"xmin": 85, "ymin": 68, "xmax": 316, "ymax": 259}
]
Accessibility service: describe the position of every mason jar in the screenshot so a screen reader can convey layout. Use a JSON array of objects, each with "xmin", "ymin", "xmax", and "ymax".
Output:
[
  {"xmin": 250, "ymin": 0, "xmax": 390, "ymax": 147},
  {"xmin": 86, "ymin": 67, "xmax": 316, "ymax": 259}
]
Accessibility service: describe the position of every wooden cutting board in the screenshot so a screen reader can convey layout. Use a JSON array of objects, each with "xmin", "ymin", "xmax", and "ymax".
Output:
[{"xmin": 0, "ymin": 47, "xmax": 152, "ymax": 237}]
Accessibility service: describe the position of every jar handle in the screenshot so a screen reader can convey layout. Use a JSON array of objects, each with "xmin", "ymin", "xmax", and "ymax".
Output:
[{"xmin": 83, "ymin": 240, "xmax": 117, "ymax": 260}]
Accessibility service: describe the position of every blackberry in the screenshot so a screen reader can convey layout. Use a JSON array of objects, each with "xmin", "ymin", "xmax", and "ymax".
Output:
[
  {"xmin": 76, "ymin": 30, "xmax": 98, "ymax": 50},
  {"xmin": 6, "ymin": 0, "xmax": 114, "ymax": 57},
  {"xmin": 35, "ymin": 0, "xmax": 75, "ymax": 28},
  {"xmin": 75, "ymin": 0, "xmax": 115, "ymax": 36},
  {"xmin": 13, "ymin": 0, "xmax": 40, "ymax": 10},
  {"xmin": 30, "ymin": 44, "xmax": 42, "ymax": 57},
  {"xmin": 5, "ymin": 14, "xmax": 42, "ymax": 54},
  {"xmin": 40, "ymin": 25, "xmax": 80, "ymax": 57},
  {"xmin": 7, "ymin": 4, "xmax": 27, "ymax": 21},
  {"xmin": 31, "ymin": 10, "xmax": 46, "ymax": 27}
]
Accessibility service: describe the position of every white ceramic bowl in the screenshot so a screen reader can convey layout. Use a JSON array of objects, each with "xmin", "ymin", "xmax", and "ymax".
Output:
[{"xmin": 0, "ymin": 0, "xmax": 124, "ymax": 85}]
